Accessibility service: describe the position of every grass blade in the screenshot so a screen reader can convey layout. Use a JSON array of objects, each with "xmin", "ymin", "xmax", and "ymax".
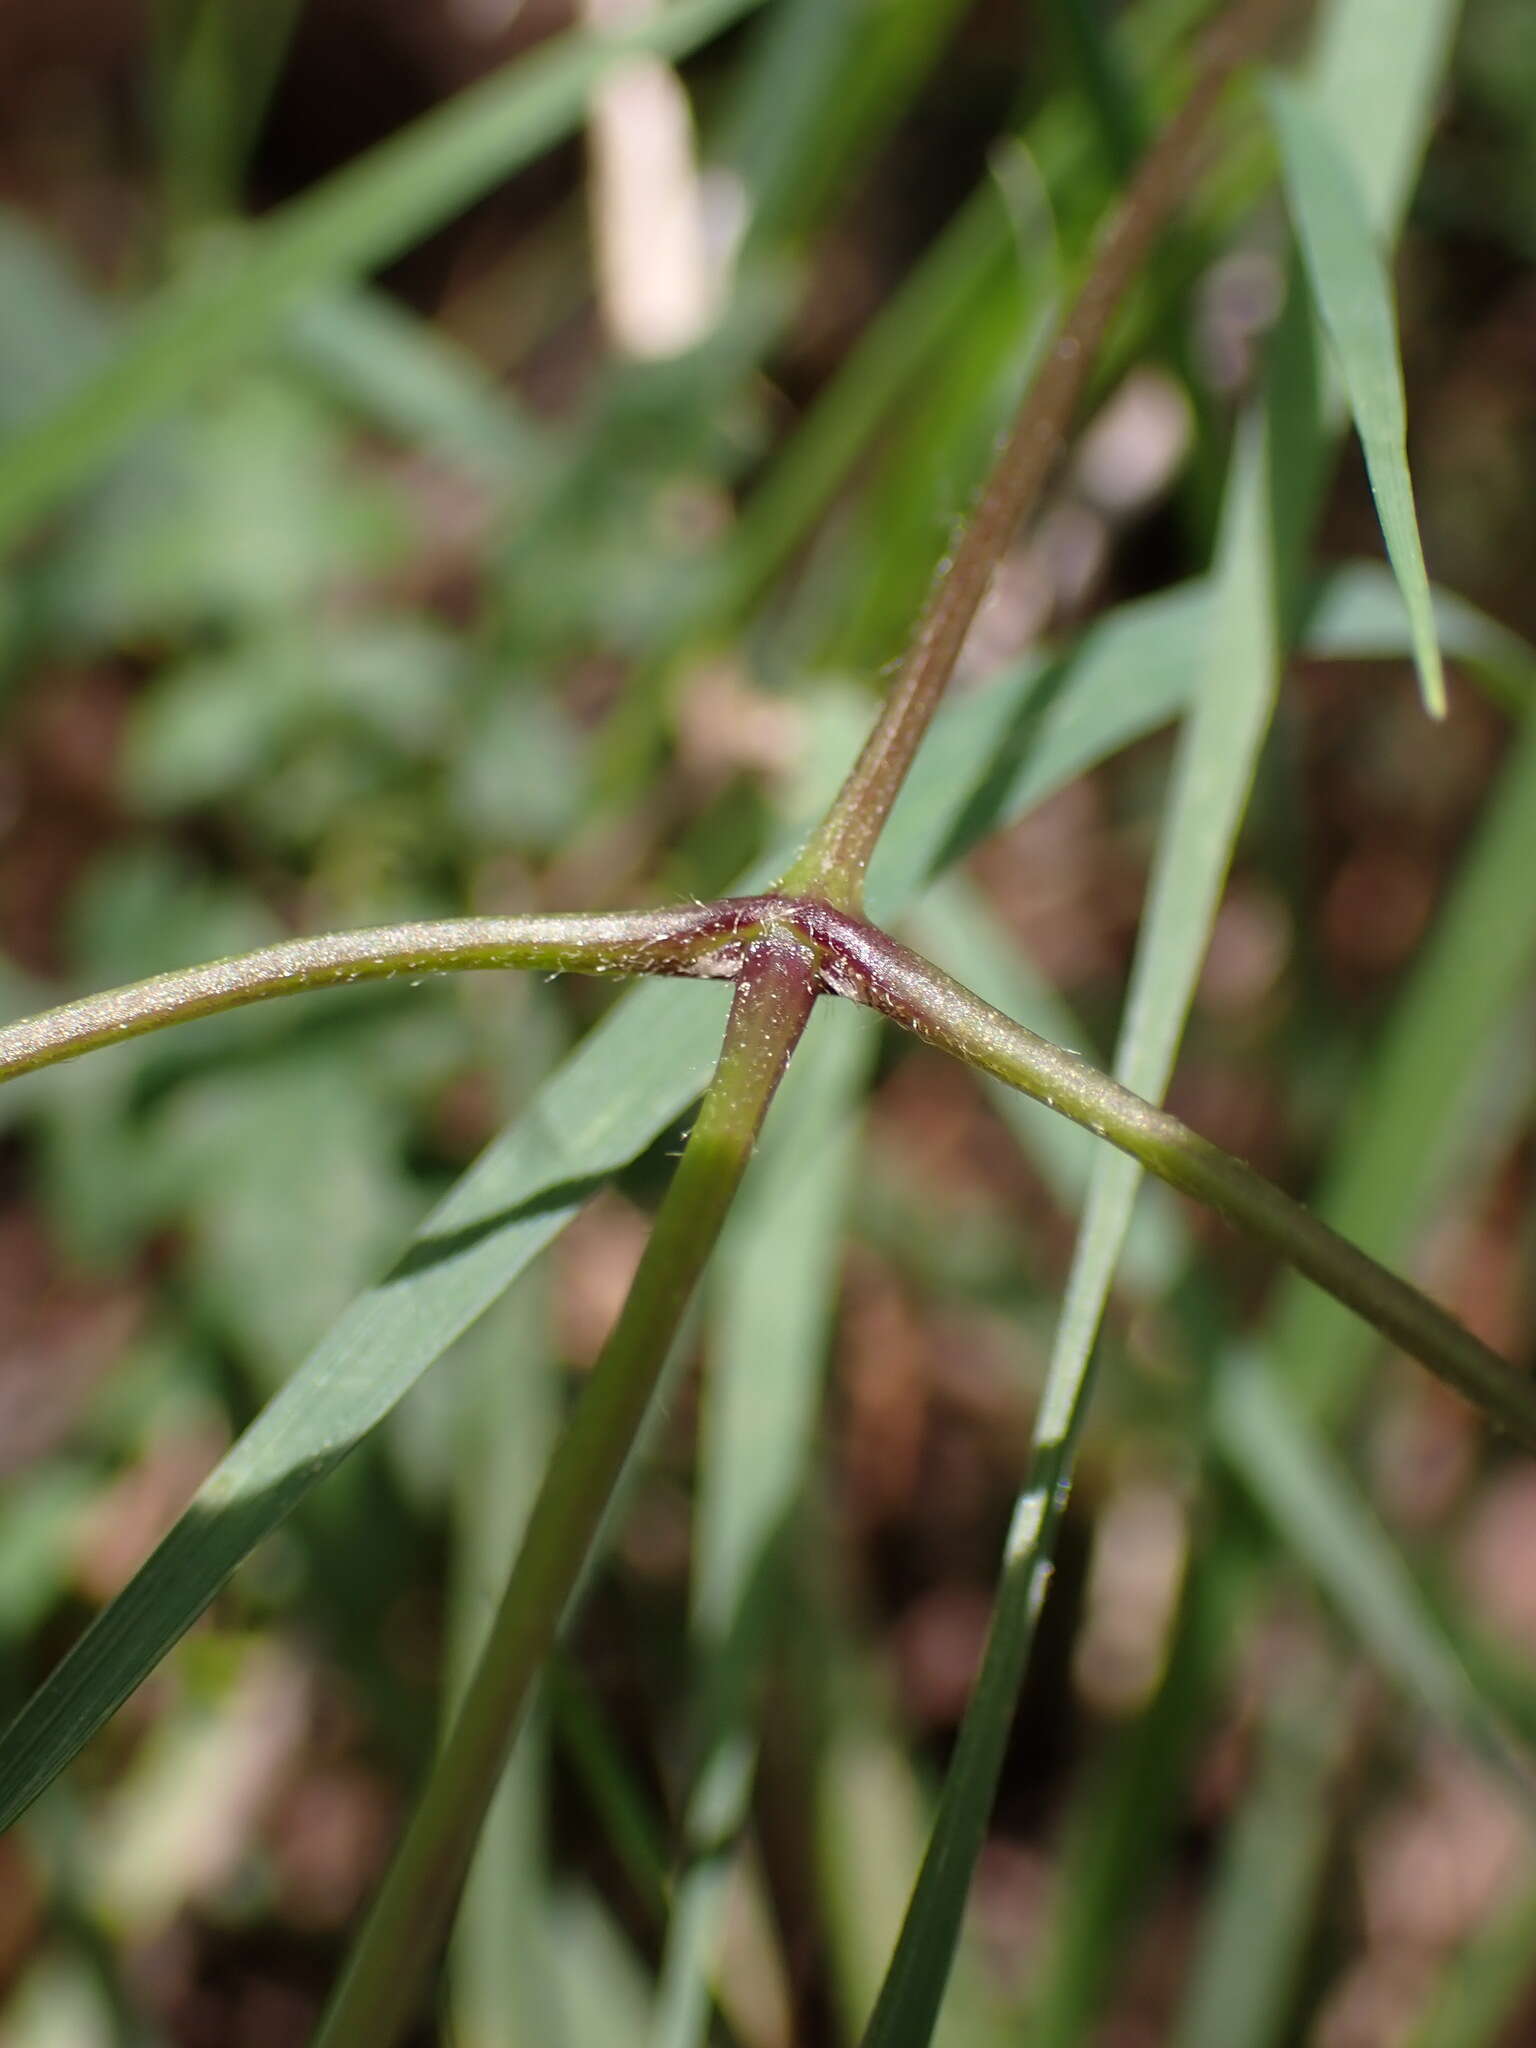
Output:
[
  {"xmin": 551, "ymin": 1891, "xmax": 658, "ymax": 2041},
  {"xmin": 1027, "ymin": 1560, "xmax": 1213, "ymax": 2047},
  {"xmin": 1267, "ymin": 703, "xmax": 1536, "ymax": 1421},
  {"xmin": 1402, "ymin": 1864, "xmax": 1536, "ymax": 2048},
  {"xmin": 1268, "ymin": 77, "xmax": 1445, "ymax": 715},
  {"xmin": 1303, "ymin": 562, "xmax": 1535, "ymax": 712},
  {"xmin": 547, "ymin": 1660, "xmax": 673, "ymax": 1930},
  {"xmin": 1173, "ymin": 1644, "xmax": 1350, "ymax": 2048},
  {"xmin": 1040, "ymin": 396, "xmax": 1280, "ymax": 1614},
  {"xmin": 0, "ymin": 0, "xmax": 764, "ymax": 556},
  {"xmin": 922, "ymin": 882, "xmax": 1536, "ymax": 1798},
  {"xmin": 652, "ymin": 1001, "xmax": 875, "ymax": 2048},
  {"xmin": 717, "ymin": 0, "xmax": 971, "ymax": 256},
  {"xmin": 287, "ymin": 290, "xmax": 549, "ymax": 484},
  {"xmin": 0, "ymin": 977, "xmax": 730, "ymax": 1833},
  {"xmin": 447, "ymin": 1281, "xmax": 562, "ymax": 2048},
  {"xmin": 870, "ymin": 580, "xmax": 1205, "ymax": 913},
  {"xmin": 815, "ymin": 1683, "xmax": 1020, "ymax": 2048},
  {"xmin": 1215, "ymin": 1351, "xmax": 1534, "ymax": 1794},
  {"xmin": 1308, "ymin": 0, "xmax": 1460, "ymax": 231}
]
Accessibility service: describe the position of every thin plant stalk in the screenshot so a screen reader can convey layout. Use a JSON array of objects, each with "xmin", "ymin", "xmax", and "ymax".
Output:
[
  {"xmin": 825, "ymin": 918, "xmax": 1536, "ymax": 1446},
  {"xmin": 0, "ymin": 903, "xmax": 772, "ymax": 1082},
  {"xmin": 312, "ymin": 928, "xmax": 819, "ymax": 2048},
  {"xmin": 784, "ymin": 0, "xmax": 1305, "ymax": 909},
  {"xmin": 4, "ymin": 892, "xmax": 1531, "ymax": 1444}
]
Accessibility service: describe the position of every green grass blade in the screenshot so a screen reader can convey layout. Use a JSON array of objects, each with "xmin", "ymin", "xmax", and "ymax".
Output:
[
  {"xmin": 0, "ymin": 0, "xmax": 764, "ymax": 557},
  {"xmin": 854, "ymin": 1519, "xmax": 1047, "ymax": 2048},
  {"xmin": 1215, "ymin": 1351, "xmax": 1534, "ymax": 1794},
  {"xmin": 448, "ymin": 1281, "xmax": 563, "ymax": 2048},
  {"xmin": 1038, "ymin": 397, "xmax": 1280, "ymax": 1503},
  {"xmin": 547, "ymin": 1660, "xmax": 672, "ymax": 1929},
  {"xmin": 1173, "ymin": 1645, "xmax": 1349, "ymax": 2048},
  {"xmin": 652, "ymin": 1000, "xmax": 875, "ymax": 2048},
  {"xmin": 1043, "ymin": 0, "xmax": 1148, "ymax": 178},
  {"xmin": 1303, "ymin": 562, "xmax": 1536, "ymax": 712},
  {"xmin": 1268, "ymin": 78, "xmax": 1445, "ymax": 716},
  {"xmin": 152, "ymin": 0, "xmax": 305, "ymax": 232},
  {"xmin": 815, "ymin": 1683, "xmax": 1020, "ymax": 2048},
  {"xmin": 0, "ymin": 976, "xmax": 730, "ymax": 1833},
  {"xmin": 1027, "ymin": 1563, "xmax": 1214, "ymax": 2047},
  {"xmin": 869, "ymin": 579, "xmax": 1205, "ymax": 913},
  {"xmin": 692, "ymin": 1004, "xmax": 875, "ymax": 1643},
  {"xmin": 551, "ymin": 1891, "xmax": 658, "ymax": 2041},
  {"xmin": 818, "ymin": 1711, "xmax": 939, "ymax": 2044},
  {"xmin": 286, "ymin": 290, "xmax": 549, "ymax": 484},
  {"xmin": 923, "ymin": 880, "xmax": 1536, "ymax": 1798},
  {"xmin": 717, "ymin": 0, "xmax": 971, "ymax": 256},
  {"xmin": 1402, "ymin": 1864, "xmax": 1536, "ymax": 2048},
  {"xmin": 994, "ymin": 401, "xmax": 1280, "ymax": 2036},
  {"xmin": 1267, "ymin": 703, "xmax": 1536, "ymax": 1421},
  {"xmin": 1308, "ymin": 0, "xmax": 1460, "ymax": 232}
]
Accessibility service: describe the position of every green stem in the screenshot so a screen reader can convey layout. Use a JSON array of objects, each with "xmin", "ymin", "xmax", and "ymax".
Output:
[
  {"xmin": 0, "ymin": 902, "xmax": 770, "ymax": 1083},
  {"xmin": 313, "ymin": 929, "xmax": 819, "ymax": 2048},
  {"xmin": 829, "ymin": 922, "xmax": 1536, "ymax": 1447},
  {"xmin": 783, "ymin": 0, "xmax": 1303, "ymax": 911},
  {"xmin": 16, "ymin": 877, "xmax": 1522, "ymax": 1440},
  {"xmin": 7, "ymin": 887, "xmax": 1522, "ymax": 1447}
]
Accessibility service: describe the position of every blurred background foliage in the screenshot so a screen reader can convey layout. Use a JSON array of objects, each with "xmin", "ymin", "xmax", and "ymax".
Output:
[{"xmin": 0, "ymin": 0, "xmax": 1535, "ymax": 2042}]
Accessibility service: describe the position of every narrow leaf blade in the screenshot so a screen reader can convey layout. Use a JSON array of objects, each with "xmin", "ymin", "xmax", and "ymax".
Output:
[
  {"xmin": 653, "ymin": 1001, "xmax": 875, "ymax": 2048},
  {"xmin": 0, "ymin": 978, "xmax": 729, "ymax": 1833},
  {"xmin": 1268, "ymin": 77, "xmax": 1445, "ymax": 715},
  {"xmin": 1268, "ymin": 705, "xmax": 1536, "ymax": 1420},
  {"xmin": 1216, "ymin": 1351, "xmax": 1534, "ymax": 1792}
]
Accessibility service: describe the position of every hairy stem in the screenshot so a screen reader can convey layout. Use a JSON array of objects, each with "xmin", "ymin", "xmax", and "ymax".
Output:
[
  {"xmin": 313, "ymin": 929, "xmax": 818, "ymax": 2048},
  {"xmin": 822, "ymin": 919, "xmax": 1536, "ymax": 1447},
  {"xmin": 784, "ymin": 0, "xmax": 1303, "ymax": 910},
  {"xmin": 5, "ymin": 884, "xmax": 1524, "ymax": 1442},
  {"xmin": 0, "ymin": 901, "xmax": 773, "ymax": 1083}
]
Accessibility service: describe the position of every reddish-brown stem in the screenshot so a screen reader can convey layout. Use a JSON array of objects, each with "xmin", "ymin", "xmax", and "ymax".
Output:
[{"xmin": 784, "ymin": 0, "xmax": 1303, "ymax": 910}]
